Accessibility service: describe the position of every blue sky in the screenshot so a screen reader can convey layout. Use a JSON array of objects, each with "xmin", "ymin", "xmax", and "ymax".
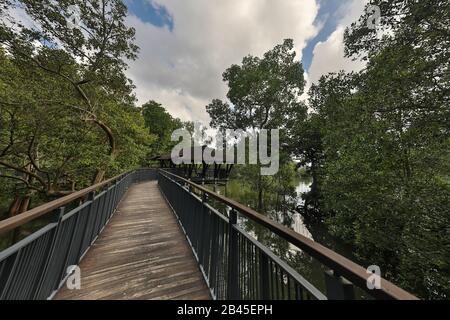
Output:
[
  {"xmin": 124, "ymin": 0, "xmax": 174, "ymax": 31},
  {"xmin": 301, "ymin": 0, "xmax": 353, "ymax": 70}
]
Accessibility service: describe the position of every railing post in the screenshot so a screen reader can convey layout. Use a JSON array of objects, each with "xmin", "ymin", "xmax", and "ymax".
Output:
[
  {"xmin": 198, "ymin": 192, "xmax": 207, "ymax": 266},
  {"xmin": 259, "ymin": 251, "xmax": 270, "ymax": 300},
  {"xmin": 113, "ymin": 180, "xmax": 120, "ymax": 211},
  {"xmin": 227, "ymin": 209, "xmax": 239, "ymax": 300},
  {"xmin": 324, "ymin": 270, "xmax": 355, "ymax": 300},
  {"xmin": 58, "ymin": 204, "xmax": 83, "ymax": 286},
  {"xmin": 77, "ymin": 192, "xmax": 95, "ymax": 261},
  {"xmin": 209, "ymin": 213, "xmax": 219, "ymax": 293}
]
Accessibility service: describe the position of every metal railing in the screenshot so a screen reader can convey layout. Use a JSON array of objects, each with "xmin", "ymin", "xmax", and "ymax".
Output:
[
  {"xmin": 158, "ymin": 170, "xmax": 418, "ymax": 300},
  {"xmin": 0, "ymin": 169, "xmax": 157, "ymax": 300}
]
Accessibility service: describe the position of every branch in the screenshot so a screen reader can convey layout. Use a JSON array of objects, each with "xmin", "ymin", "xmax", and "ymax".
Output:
[
  {"xmin": 0, "ymin": 109, "xmax": 15, "ymax": 158},
  {"xmin": 67, "ymin": 104, "xmax": 116, "ymax": 157},
  {"xmin": 0, "ymin": 174, "xmax": 43, "ymax": 192},
  {"xmin": 28, "ymin": 56, "xmax": 94, "ymax": 109},
  {"xmin": 52, "ymin": 155, "xmax": 74, "ymax": 190},
  {"xmin": 0, "ymin": 160, "xmax": 48, "ymax": 189},
  {"xmin": 261, "ymin": 105, "xmax": 271, "ymax": 129},
  {"xmin": 86, "ymin": 118, "xmax": 116, "ymax": 157},
  {"xmin": 27, "ymin": 134, "xmax": 50, "ymax": 178},
  {"xmin": 76, "ymin": 79, "xmax": 91, "ymax": 86}
]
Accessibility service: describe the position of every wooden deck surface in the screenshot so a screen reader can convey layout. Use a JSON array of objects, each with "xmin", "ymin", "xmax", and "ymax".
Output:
[{"xmin": 55, "ymin": 181, "xmax": 210, "ymax": 300}]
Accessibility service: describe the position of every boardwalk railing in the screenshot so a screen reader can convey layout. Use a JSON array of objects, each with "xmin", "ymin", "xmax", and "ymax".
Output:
[
  {"xmin": 0, "ymin": 169, "xmax": 157, "ymax": 300},
  {"xmin": 158, "ymin": 170, "xmax": 418, "ymax": 300}
]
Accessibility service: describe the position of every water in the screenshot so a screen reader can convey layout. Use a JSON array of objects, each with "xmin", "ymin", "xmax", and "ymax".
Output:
[
  {"xmin": 296, "ymin": 180, "xmax": 312, "ymax": 205},
  {"xmin": 291, "ymin": 213, "xmax": 313, "ymax": 241},
  {"xmin": 207, "ymin": 176, "xmax": 363, "ymax": 296},
  {"xmin": 291, "ymin": 180, "xmax": 357, "ymax": 261},
  {"xmin": 210, "ymin": 177, "xmax": 354, "ymax": 256},
  {"xmin": 291, "ymin": 180, "xmax": 314, "ymax": 241}
]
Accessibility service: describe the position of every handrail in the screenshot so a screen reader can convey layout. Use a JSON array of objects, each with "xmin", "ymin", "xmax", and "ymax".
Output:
[
  {"xmin": 0, "ymin": 171, "xmax": 133, "ymax": 236},
  {"xmin": 160, "ymin": 169, "xmax": 418, "ymax": 300}
]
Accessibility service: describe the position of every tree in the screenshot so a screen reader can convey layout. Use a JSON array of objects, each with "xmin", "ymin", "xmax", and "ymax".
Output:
[
  {"xmin": 287, "ymin": 113, "xmax": 324, "ymax": 216},
  {"xmin": 0, "ymin": 48, "xmax": 151, "ymax": 221},
  {"xmin": 206, "ymin": 39, "xmax": 307, "ymax": 211},
  {"xmin": 142, "ymin": 100, "xmax": 183, "ymax": 155},
  {"xmin": 344, "ymin": 0, "xmax": 449, "ymax": 300},
  {"xmin": 0, "ymin": 0, "xmax": 140, "ymax": 183},
  {"xmin": 0, "ymin": 1, "xmax": 151, "ymax": 229},
  {"xmin": 207, "ymin": 39, "xmax": 306, "ymax": 131},
  {"xmin": 306, "ymin": 0, "xmax": 450, "ymax": 298}
]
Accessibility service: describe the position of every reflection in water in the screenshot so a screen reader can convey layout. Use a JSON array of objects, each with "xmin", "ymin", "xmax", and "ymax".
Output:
[
  {"xmin": 292, "ymin": 213, "xmax": 313, "ymax": 240},
  {"xmin": 207, "ymin": 177, "xmax": 363, "ymax": 297},
  {"xmin": 290, "ymin": 179, "xmax": 315, "ymax": 251},
  {"xmin": 289, "ymin": 212, "xmax": 314, "ymax": 254},
  {"xmin": 292, "ymin": 180, "xmax": 356, "ymax": 261},
  {"xmin": 295, "ymin": 180, "xmax": 312, "ymax": 206},
  {"xmin": 212, "ymin": 178, "xmax": 351, "ymax": 256}
]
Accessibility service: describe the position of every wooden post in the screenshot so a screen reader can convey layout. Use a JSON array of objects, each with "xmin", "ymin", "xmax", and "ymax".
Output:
[{"xmin": 324, "ymin": 270, "xmax": 355, "ymax": 300}]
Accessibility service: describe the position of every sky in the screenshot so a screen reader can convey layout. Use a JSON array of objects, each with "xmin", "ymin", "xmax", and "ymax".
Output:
[
  {"xmin": 6, "ymin": 0, "xmax": 368, "ymax": 124},
  {"xmin": 123, "ymin": 0, "xmax": 368, "ymax": 124}
]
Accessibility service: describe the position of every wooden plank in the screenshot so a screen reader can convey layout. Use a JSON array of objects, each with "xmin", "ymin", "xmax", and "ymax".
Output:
[{"xmin": 55, "ymin": 181, "xmax": 210, "ymax": 300}]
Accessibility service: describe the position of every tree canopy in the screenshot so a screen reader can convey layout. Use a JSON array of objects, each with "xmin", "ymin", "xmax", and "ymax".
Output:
[
  {"xmin": 207, "ymin": 39, "xmax": 307, "ymax": 131},
  {"xmin": 0, "ymin": 1, "xmax": 151, "ymax": 227},
  {"xmin": 142, "ymin": 100, "xmax": 184, "ymax": 155}
]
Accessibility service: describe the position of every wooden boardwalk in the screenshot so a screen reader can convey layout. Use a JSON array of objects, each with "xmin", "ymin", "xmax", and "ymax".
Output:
[{"xmin": 55, "ymin": 181, "xmax": 211, "ymax": 300}]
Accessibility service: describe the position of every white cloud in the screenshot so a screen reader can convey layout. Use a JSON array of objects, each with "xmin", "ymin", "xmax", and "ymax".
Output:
[
  {"xmin": 307, "ymin": 0, "xmax": 367, "ymax": 86},
  {"xmin": 4, "ymin": 0, "xmax": 367, "ymax": 123},
  {"xmin": 126, "ymin": 0, "xmax": 321, "ymax": 123},
  {"xmin": 3, "ymin": 5, "xmax": 38, "ymax": 32}
]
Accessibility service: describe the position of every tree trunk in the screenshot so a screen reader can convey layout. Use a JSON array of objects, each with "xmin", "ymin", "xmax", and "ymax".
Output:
[
  {"xmin": 8, "ymin": 195, "xmax": 31, "ymax": 245},
  {"xmin": 8, "ymin": 195, "xmax": 21, "ymax": 218},
  {"xmin": 306, "ymin": 160, "xmax": 320, "ymax": 215},
  {"xmin": 18, "ymin": 196, "xmax": 30, "ymax": 213},
  {"xmin": 257, "ymin": 172, "xmax": 263, "ymax": 212},
  {"xmin": 88, "ymin": 118, "xmax": 117, "ymax": 185},
  {"xmin": 93, "ymin": 170, "xmax": 106, "ymax": 184}
]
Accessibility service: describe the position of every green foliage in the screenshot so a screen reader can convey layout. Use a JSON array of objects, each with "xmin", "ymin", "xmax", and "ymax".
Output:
[
  {"xmin": 207, "ymin": 39, "xmax": 307, "ymax": 131},
  {"xmin": 206, "ymin": 39, "xmax": 308, "ymax": 211},
  {"xmin": 225, "ymin": 161, "xmax": 300, "ymax": 256},
  {"xmin": 0, "ymin": 1, "xmax": 151, "ymax": 221},
  {"xmin": 17, "ymin": 0, "xmax": 138, "ymax": 81},
  {"xmin": 300, "ymin": 0, "xmax": 450, "ymax": 299},
  {"xmin": 0, "ymin": 47, "xmax": 151, "ymax": 204},
  {"xmin": 142, "ymin": 100, "xmax": 183, "ymax": 155}
]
